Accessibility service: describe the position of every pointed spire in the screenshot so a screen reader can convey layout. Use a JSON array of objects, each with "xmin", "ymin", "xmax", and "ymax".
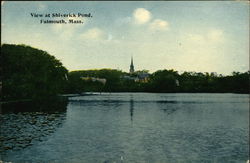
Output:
[
  {"xmin": 131, "ymin": 56, "xmax": 133, "ymax": 66},
  {"xmin": 130, "ymin": 56, "xmax": 134, "ymax": 73}
]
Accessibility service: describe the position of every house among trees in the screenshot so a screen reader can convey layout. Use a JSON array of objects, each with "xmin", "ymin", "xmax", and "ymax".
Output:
[
  {"xmin": 123, "ymin": 57, "xmax": 150, "ymax": 83},
  {"xmin": 80, "ymin": 77, "xmax": 107, "ymax": 85}
]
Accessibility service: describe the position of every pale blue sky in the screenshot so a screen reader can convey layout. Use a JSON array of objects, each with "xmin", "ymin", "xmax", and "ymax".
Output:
[{"xmin": 1, "ymin": 1, "xmax": 249, "ymax": 74}]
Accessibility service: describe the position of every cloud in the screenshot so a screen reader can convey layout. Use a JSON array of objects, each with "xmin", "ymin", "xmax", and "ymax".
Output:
[
  {"xmin": 132, "ymin": 8, "xmax": 169, "ymax": 33},
  {"xmin": 149, "ymin": 19, "xmax": 169, "ymax": 31},
  {"xmin": 80, "ymin": 28, "xmax": 106, "ymax": 40},
  {"xmin": 207, "ymin": 29, "xmax": 224, "ymax": 42},
  {"xmin": 133, "ymin": 8, "xmax": 151, "ymax": 24},
  {"xmin": 174, "ymin": 28, "xmax": 227, "ymax": 73},
  {"xmin": 51, "ymin": 17, "xmax": 87, "ymax": 40},
  {"xmin": 107, "ymin": 34, "xmax": 113, "ymax": 41},
  {"xmin": 52, "ymin": 23, "xmax": 63, "ymax": 31},
  {"xmin": 187, "ymin": 34, "xmax": 205, "ymax": 42},
  {"xmin": 184, "ymin": 29, "xmax": 224, "ymax": 45},
  {"xmin": 52, "ymin": 24, "xmax": 76, "ymax": 40},
  {"xmin": 115, "ymin": 17, "xmax": 132, "ymax": 26},
  {"xmin": 38, "ymin": 3, "xmax": 47, "ymax": 11}
]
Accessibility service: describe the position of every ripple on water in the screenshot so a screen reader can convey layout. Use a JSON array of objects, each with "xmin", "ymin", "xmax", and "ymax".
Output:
[
  {"xmin": 1, "ymin": 93, "xmax": 249, "ymax": 163},
  {"xmin": 0, "ymin": 112, "xmax": 66, "ymax": 154}
]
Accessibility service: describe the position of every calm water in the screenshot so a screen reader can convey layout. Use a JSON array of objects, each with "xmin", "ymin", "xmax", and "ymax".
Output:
[{"xmin": 1, "ymin": 93, "xmax": 249, "ymax": 163}]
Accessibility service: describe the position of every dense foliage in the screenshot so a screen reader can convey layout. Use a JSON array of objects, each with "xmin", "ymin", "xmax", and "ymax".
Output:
[
  {"xmin": 65, "ymin": 69, "xmax": 124, "ymax": 93},
  {"xmin": 67, "ymin": 69, "xmax": 249, "ymax": 94},
  {"xmin": 1, "ymin": 44, "xmax": 68, "ymax": 101}
]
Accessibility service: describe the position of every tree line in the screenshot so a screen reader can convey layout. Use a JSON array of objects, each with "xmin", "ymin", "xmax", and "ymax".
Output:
[
  {"xmin": 67, "ymin": 69, "xmax": 249, "ymax": 94},
  {"xmin": 1, "ymin": 44, "xmax": 249, "ymax": 102}
]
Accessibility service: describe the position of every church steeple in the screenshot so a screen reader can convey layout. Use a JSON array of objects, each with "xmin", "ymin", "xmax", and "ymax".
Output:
[{"xmin": 130, "ymin": 56, "xmax": 135, "ymax": 73}]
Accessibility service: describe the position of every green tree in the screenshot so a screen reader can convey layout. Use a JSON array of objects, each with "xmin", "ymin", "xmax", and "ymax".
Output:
[
  {"xmin": 149, "ymin": 69, "xmax": 179, "ymax": 92},
  {"xmin": 1, "ymin": 44, "xmax": 68, "ymax": 101}
]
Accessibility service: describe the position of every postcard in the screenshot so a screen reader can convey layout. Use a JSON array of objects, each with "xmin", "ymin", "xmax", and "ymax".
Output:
[{"xmin": 1, "ymin": 1, "xmax": 249, "ymax": 163}]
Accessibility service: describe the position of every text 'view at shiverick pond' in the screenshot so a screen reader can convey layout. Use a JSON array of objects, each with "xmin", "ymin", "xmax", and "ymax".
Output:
[{"xmin": 1, "ymin": 1, "xmax": 249, "ymax": 163}]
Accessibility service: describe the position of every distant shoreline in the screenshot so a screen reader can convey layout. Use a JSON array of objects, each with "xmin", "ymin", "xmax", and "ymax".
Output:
[{"xmin": 2, "ymin": 91, "xmax": 249, "ymax": 104}]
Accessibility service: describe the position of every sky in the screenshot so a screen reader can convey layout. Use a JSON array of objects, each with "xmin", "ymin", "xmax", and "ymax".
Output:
[{"xmin": 1, "ymin": 1, "xmax": 249, "ymax": 75}]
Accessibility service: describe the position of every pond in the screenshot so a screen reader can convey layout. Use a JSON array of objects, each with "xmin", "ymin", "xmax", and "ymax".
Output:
[{"xmin": 0, "ymin": 93, "xmax": 249, "ymax": 163}]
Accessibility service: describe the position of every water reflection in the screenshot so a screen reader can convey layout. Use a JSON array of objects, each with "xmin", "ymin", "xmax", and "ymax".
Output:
[
  {"xmin": 1, "ymin": 97, "xmax": 68, "ymax": 113},
  {"xmin": 129, "ymin": 95, "xmax": 134, "ymax": 122},
  {"xmin": 0, "ymin": 98, "xmax": 68, "ymax": 153},
  {"xmin": 161, "ymin": 106, "xmax": 180, "ymax": 115},
  {"xmin": 157, "ymin": 101, "xmax": 181, "ymax": 115}
]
